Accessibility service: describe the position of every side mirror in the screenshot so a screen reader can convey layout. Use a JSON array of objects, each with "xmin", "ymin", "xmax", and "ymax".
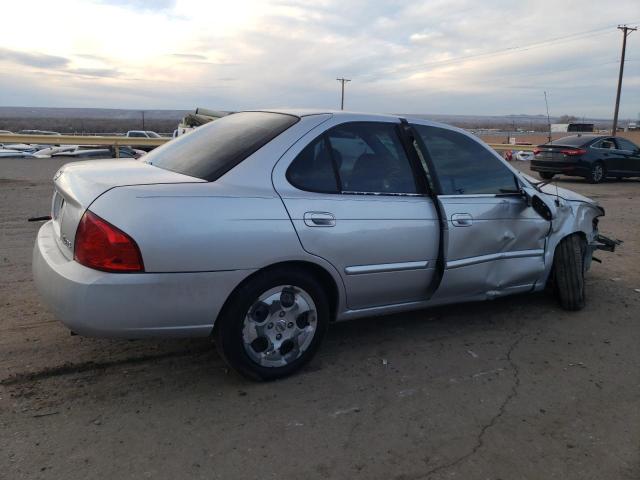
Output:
[{"xmin": 532, "ymin": 195, "xmax": 553, "ymax": 221}]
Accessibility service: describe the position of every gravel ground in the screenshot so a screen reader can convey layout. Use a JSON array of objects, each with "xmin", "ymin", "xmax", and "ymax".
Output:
[{"xmin": 1, "ymin": 157, "xmax": 638, "ymax": 480}]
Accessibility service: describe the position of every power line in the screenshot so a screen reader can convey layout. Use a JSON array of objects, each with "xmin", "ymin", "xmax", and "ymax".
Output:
[
  {"xmin": 336, "ymin": 77, "xmax": 351, "ymax": 110},
  {"xmin": 612, "ymin": 24, "xmax": 637, "ymax": 136},
  {"xmin": 367, "ymin": 21, "xmax": 639, "ymax": 79}
]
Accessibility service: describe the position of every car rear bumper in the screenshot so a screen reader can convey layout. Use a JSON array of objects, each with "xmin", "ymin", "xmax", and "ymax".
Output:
[
  {"xmin": 530, "ymin": 160, "xmax": 589, "ymax": 176},
  {"xmin": 33, "ymin": 221, "xmax": 252, "ymax": 338}
]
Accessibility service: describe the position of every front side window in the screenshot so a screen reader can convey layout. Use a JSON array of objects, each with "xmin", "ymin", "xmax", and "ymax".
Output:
[
  {"xmin": 128, "ymin": 131, "xmax": 147, "ymax": 138},
  {"xmin": 616, "ymin": 138, "xmax": 638, "ymax": 151},
  {"xmin": 287, "ymin": 122, "xmax": 418, "ymax": 194},
  {"xmin": 412, "ymin": 125, "xmax": 517, "ymax": 195}
]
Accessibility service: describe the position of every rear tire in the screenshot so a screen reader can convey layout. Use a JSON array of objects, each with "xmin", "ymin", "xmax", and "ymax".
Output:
[
  {"xmin": 552, "ymin": 234, "xmax": 586, "ymax": 311},
  {"xmin": 214, "ymin": 267, "xmax": 329, "ymax": 381},
  {"xmin": 538, "ymin": 171, "xmax": 555, "ymax": 180},
  {"xmin": 588, "ymin": 162, "xmax": 605, "ymax": 184}
]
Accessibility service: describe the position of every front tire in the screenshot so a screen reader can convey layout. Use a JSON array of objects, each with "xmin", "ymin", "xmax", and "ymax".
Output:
[
  {"xmin": 214, "ymin": 267, "xmax": 329, "ymax": 381},
  {"xmin": 588, "ymin": 162, "xmax": 605, "ymax": 184},
  {"xmin": 538, "ymin": 171, "xmax": 555, "ymax": 180},
  {"xmin": 552, "ymin": 234, "xmax": 586, "ymax": 311}
]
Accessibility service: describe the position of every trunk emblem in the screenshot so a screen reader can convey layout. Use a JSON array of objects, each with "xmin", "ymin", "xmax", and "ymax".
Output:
[{"xmin": 61, "ymin": 235, "xmax": 72, "ymax": 248}]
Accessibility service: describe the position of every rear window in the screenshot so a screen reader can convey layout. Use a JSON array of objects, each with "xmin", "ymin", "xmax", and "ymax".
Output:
[
  {"xmin": 144, "ymin": 112, "xmax": 299, "ymax": 181},
  {"xmin": 548, "ymin": 136, "xmax": 591, "ymax": 147}
]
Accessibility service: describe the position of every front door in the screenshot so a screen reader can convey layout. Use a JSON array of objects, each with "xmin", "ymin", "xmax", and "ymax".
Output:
[
  {"xmin": 411, "ymin": 123, "xmax": 549, "ymax": 300},
  {"xmin": 613, "ymin": 137, "xmax": 640, "ymax": 176},
  {"xmin": 273, "ymin": 120, "xmax": 440, "ymax": 310}
]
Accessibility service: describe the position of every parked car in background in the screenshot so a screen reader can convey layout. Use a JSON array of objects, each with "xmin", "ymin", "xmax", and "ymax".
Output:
[
  {"xmin": 0, "ymin": 149, "xmax": 36, "ymax": 158},
  {"xmin": 33, "ymin": 111, "xmax": 618, "ymax": 380},
  {"xmin": 18, "ymin": 129, "xmax": 61, "ymax": 136},
  {"xmin": 125, "ymin": 130, "xmax": 163, "ymax": 151},
  {"xmin": 126, "ymin": 130, "xmax": 162, "ymax": 138},
  {"xmin": 505, "ymin": 149, "xmax": 534, "ymax": 162},
  {"xmin": 53, "ymin": 146, "xmax": 144, "ymax": 159},
  {"xmin": 531, "ymin": 135, "xmax": 640, "ymax": 183}
]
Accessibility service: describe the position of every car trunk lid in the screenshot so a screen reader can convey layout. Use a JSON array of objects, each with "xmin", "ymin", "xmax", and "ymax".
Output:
[
  {"xmin": 51, "ymin": 159, "xmax": 204, "ymax": 260},
  {"xmin": 535, "ymin": 145, "xmax": 585, "ymax": 161}
]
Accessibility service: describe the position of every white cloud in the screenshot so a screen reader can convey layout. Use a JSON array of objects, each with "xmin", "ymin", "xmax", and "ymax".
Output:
[{"xmin": 0, "ymin": 0, "xmax": 637, "ymax": 117}]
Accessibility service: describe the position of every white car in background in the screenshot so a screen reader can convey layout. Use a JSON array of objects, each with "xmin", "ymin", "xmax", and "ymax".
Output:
[
  {"xmin": 514, "ymin": 150, "xmax": 535, "ymax": 161},
  {"xmin": 126, "ymin": 130, "xmax": 162, "ymax": 139}
]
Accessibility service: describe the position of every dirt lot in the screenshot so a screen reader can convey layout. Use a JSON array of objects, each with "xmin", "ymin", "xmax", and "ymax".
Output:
[{"xmin": 1, "ymin": 157, "xmax": 639, "ymax": 480}]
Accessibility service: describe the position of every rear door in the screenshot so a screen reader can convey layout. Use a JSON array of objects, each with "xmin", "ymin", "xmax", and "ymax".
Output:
[
  {"xmin": 273, "ymin": 119, "xmax": 440, "ymax": 310},
  {"xmin": 591, "ymin": 137, "xmax": 621, "ymax": 174},
  {"xmin": 410, "ymin": 124, "xmax": 550, "ymax": 300}
]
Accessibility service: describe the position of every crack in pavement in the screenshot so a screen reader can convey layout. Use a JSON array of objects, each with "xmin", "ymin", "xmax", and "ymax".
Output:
[
  {"xmin": 0, "ymin": 346, "xmax": 213, "ymax": 386},
  {"xmin": 420, "ymin": 332, "xmax": 525, "ymax": 479}
]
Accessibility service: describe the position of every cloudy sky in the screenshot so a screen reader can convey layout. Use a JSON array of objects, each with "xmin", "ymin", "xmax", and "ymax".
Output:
[{"xmin": 0, "ymin": 0, "xmax": 638, "ymax": 118}]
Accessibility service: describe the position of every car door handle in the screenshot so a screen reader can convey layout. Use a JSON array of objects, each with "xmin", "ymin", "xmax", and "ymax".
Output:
[
  {"xmin": 451, "ymin": 213, "xmax": 473, "ymax": 227},
  {"xmin": 304, "ymin": 212, "xmax": 335, "ymax": 227}
]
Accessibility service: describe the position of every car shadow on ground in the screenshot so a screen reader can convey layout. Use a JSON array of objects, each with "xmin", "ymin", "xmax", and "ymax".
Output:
[{"xmin": 3, "ymin": 289, "xmax": 559, "ymax": 404}]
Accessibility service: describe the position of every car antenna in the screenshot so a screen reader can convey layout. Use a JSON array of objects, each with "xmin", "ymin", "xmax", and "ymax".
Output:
[{"xmin": 554, "ymin": 181, "xmax": 560, "ymax": 207}]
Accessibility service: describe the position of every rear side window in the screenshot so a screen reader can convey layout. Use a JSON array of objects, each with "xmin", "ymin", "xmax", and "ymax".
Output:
[
  {"xmin": 327, "ymin": 123, "xmax": 417, "ymax": 194},
  {"xmin": 412, "ymin": 125, "xmax": 517, "ymax": 195},
  {"xmin": 287, "ymin": 136, "xmax": 339, "ymax": 193},
  {"xmin": 145, "ymin": 112, "xmax": 299, "ymax": 181},
  {"xmin": 287, "ymin": 122, "xmax": 418, "ymax": 195},
  {"xmin": 593, "ymin": 138, "xmax": 616, "ymax": 149}
]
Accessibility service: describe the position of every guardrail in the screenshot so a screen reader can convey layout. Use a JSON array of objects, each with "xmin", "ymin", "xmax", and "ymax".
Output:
[
  {"xmin": 0, "ymin": 134, "xmax": 169, "ymax": 158},
  {"xmin": 487, "ymin": 143, "xmax": 536, "ymax": 151},
  {"xmin": 0, "ymin": 134, "xmax": 534, "ymax": 158}
]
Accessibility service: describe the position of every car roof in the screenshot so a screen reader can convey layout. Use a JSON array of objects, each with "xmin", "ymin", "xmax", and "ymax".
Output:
[
  {"xmin": 546, "ymin": 134, "xmax": 606, "ymax": 146},
  {"xmin": 247, "ymin": 109, "xmax": 457, "ymax": 130},
  {"xmin": 252, "ymin": 109, "xmax": 398, "ymax": 120}
]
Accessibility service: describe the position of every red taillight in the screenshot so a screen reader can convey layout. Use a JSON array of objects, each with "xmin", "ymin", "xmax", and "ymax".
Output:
[
  {"xmin": 561, "ymin": 148, "xmax": 587, "ymax": 156},
  {"xmin": 74, "ymin": 211, "xmax": 144, "ymax": 272},
  {"xmin": 533, "ymin": 148, "xmax": 541, "ymax": 155}
]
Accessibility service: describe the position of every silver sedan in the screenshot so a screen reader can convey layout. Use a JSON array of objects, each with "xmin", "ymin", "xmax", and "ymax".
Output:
[{"xmin": 33, "ymin": 110, "xmax": 617, "ymax": 380}]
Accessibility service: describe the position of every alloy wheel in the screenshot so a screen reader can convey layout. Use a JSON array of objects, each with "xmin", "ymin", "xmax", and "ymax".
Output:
[
  {"xmin": 242, "ymin": 285, "xmax": 318, "ymax": 368},
  {"xmin": 592, "ymin": 164, "xmax": 604, "ymax": 182}
]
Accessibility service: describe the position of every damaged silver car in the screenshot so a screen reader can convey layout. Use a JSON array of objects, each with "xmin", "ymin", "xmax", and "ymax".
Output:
[{"xmin": 33, "ymin": 111, "xmax": 618, "ymax": 380}]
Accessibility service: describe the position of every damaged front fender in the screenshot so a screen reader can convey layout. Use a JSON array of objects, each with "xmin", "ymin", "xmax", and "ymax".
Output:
[{"xmin": 520, "ymin": 177, "xmax": 618, "ymax": 290}]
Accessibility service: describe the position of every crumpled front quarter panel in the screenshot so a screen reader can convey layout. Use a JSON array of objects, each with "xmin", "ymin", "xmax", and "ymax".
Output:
[{"xmin": 542, "ymin": 199, "xmax": 602, "ymax": 281}]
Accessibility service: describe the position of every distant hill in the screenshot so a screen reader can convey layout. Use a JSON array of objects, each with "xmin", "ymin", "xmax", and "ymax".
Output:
[
  {"xmin": 399, "ymin": 113, "xmax": 613, "ymax": 130},
  {"xmin": 0, "ymin": 107, "xmax": 189, "ymax": 134},
  {"xmin": 0, "ymin": 106, "xmax": 616, "ymax": 134},
  {"xmin": 0, "ymin": 106, "xmax": 188, "ymax": 120}
]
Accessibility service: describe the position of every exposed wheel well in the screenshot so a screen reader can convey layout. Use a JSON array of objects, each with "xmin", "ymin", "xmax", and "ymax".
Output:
[
  {"xmin": 550, "ymin": 231, "xmax": 587, "ymax": 277},
  {"xmin": 214, "ymin": 261, "xmax": 340, "ymax": 332}
]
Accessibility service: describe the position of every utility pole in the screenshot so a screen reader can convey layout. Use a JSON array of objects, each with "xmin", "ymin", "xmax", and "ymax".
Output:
[
  {"xmin": 336, "ymin": 78, "xmax": 351, "ymax": 110},
  {"xmin": 544, "ymin": 91, "xmax": 552, "ymax": 143},
  {"xmin": 612, "ymin": 25, "xmax": 636, "ymax": 136},
  {"xmin": 141, "ymin": 110, "xmax": 146, "ymax": 130}
]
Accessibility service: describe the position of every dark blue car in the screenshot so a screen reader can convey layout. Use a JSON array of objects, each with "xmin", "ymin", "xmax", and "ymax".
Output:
[{"xmin": 531, "ymin": 135, "xmax": 640, "ymax": 183}]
